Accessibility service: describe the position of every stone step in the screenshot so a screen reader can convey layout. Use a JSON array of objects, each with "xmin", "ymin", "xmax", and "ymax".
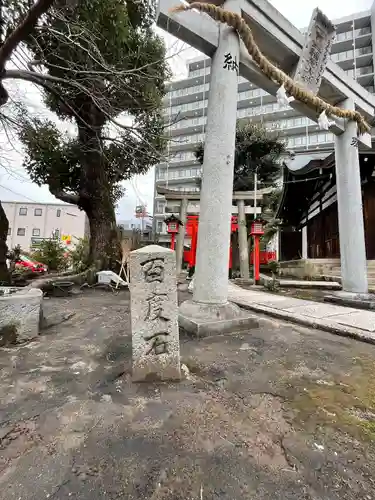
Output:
[
  {"xmin": 278, "ymin": 280, "xmax": 341, "ymax": 290},
  {"xmin": 324, "ymin": 269, "xmax": 375, "ymax": 278},
  {"xmin": 309, "ymin": 261, "xmax": 375, "ymax": 269},
  {"xmin": 322, "ymin": 275, "xmax": 375, "ymax": 287}
]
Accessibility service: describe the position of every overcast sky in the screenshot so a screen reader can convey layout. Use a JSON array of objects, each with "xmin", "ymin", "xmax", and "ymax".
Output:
[{"xmin": 0, "ymin": 0, "xmax": 373, "ymax": 220}]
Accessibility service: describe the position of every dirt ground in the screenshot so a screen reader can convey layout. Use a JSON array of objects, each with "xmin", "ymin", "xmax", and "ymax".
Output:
[{"xmin": 1, "ymin": 288, "xmax": 375, "ymax": 499}]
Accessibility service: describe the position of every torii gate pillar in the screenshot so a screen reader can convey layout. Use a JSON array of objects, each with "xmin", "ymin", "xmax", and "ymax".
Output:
[
  {"xmin": 179, "ymin": 0, "xmax": 259, "ymax": 334},
  {"xmin": 335, "ymin": 99, "xmax": 368, "ymax": 294}
]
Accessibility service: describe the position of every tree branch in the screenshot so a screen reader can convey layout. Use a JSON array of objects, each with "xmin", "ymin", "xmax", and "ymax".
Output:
[
  {"xmin": 5, "ymin": 69, "xmax": 173, "ymax": 147},
  {"xmin": 0, "ymin": 0, "xmax": 55, "ymax": 67},
  {"xmin": 4, "ymin": 68, "xmax": 97, "ymax": 131},
  {"xmin": 49, "ymin": 188, "xmax": 79, "ymax": 205}
]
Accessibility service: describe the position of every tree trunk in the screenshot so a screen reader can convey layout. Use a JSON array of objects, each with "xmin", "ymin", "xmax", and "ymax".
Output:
[
  {"xmin": 78, "ymin": 117, "xmax": 120, "ymax": 270},
  {"xmin": 0, "ymin": 201, "xmax": 10, "ymax": 284},
  {"xmin": 86, "ymin": 198, "xmax": 118, "ymax": 269}
]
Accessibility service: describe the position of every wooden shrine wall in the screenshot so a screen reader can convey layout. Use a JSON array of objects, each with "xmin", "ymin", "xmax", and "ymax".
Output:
[{"xmin": 306, "ymin": 182, "xmax": 375, "ymax": 260}]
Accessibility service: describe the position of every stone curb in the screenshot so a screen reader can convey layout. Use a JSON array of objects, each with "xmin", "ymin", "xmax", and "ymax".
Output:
[{"xmin": 229, "ymin": 297, "xmax": 375, "ymax": 345}]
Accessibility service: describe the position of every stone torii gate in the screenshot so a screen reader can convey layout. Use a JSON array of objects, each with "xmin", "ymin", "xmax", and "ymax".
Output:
[{"xmin": 157, "ymin": 0, "xmax": 375, "ymax": 331}]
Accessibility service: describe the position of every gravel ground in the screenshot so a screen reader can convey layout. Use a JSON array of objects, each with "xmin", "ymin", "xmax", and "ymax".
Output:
[{"xmin": 0, "ymin": 288, "xmax": 375, "ymax": 499}]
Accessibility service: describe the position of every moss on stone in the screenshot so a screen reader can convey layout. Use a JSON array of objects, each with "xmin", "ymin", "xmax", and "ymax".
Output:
[{"xmin": 0, "ymin": 323, "xmax": 18, "ymax": 346}]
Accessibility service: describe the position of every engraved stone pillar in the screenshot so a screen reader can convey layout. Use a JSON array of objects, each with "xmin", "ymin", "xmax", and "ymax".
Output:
[{"xmin": 130, "ymin": 245, "xmax": 181, "ymax": 381}]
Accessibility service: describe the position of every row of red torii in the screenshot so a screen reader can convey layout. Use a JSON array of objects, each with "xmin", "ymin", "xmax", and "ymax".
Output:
[{"xmin": 158, "ymin": 186, "xmax": 269, "ymax": 281}]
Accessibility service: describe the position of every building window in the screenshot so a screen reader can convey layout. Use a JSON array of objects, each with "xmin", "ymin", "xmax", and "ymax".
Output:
[
  {"xmin": 34, "ymin": 208, "xmax": 42, "ymax": 216},
  {"xmin": 157, "ymin": 221, "xmax": 163, "ymax": 233},
  {"xmin": 57, "ymin": 209, "xmax": 61, "ymax": 217},
  {"xmin": 7, "ymin": 228, "xmax": 11, "ymax": 235},
  {"xmin": 17, "ymin": 228, "xmax": 25, "ymax": 236},
  {"xmin": 32, "ymin": 228, "xmax": 41, "ymax": 237},
  {"xmin": 19, "ymin": 207, "xmax": 27, "ymax": 216}
]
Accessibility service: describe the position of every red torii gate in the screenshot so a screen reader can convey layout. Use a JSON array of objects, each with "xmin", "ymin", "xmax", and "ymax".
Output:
[
  {"xmin": 182, "ymin": 215, "xmax": 276, "ymax": 271},
  {"xmin": 184, "ymin": 215, "xmax": 238, "ymax": 270}
]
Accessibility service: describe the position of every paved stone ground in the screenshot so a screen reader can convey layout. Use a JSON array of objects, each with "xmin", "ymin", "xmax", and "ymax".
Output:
[
  {"xmin": 228, "ymin": 282, "xmax": 375, "ymax": 343},
  {"xmin": 1, "ymin": 289, "xmax": 375, "ymax": 499}
]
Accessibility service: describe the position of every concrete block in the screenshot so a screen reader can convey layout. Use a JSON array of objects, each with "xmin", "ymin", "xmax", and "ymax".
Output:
[
  {"xmin": 0, "ymin": 288, "xmax": 43, "ymax": 346},
  {"xmin": 178, "ymin": 299, "xmax": 259, "ymax": 337},
  {"xmin": 279, "ymin": 280, "xmax": 341, "ymax": 290},
  {"xmin": 325, "ymin": 291, "xmax": 375, "ymax": 311}
]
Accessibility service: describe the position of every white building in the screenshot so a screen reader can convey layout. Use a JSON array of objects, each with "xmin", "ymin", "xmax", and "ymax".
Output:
[{"xmin": 3, "ymin": 201, "xmax": 89, "ymax": 252}]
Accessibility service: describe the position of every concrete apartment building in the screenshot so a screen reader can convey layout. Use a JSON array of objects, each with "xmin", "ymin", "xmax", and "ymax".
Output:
[
  {"xmin": 3, "ymin": 201, "xmax": 89, "ymax": 252},
  {"xmin": 118, "ymin": 217, "xmax": 153, "ymax": 240},
  {"xmin": 153, "ymin": 7, "xmax": 375, "ymax": 242}
]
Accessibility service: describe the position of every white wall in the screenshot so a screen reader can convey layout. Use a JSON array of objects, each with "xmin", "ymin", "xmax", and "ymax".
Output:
[{"xmin": 3, "ymin": 202, "xmax": 88, "ymax": 252}]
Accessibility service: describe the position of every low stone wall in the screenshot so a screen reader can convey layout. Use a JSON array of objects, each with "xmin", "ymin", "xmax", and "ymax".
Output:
[
  {"xmin": 278, "ymin": 259, "xmax": 337, "ymax": 280},
  {"xmin": 0, "ymin": 288, "xmax": 43, "ymax": 346}
]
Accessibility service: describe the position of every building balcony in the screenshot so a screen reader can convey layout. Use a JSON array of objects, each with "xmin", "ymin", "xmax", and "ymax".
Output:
[
  {"xmin": 332, "ymin": 14, "xmax": 371, "ymax": 34},
  {"xmin": 165, "ymin": 205, "xmax": 182, "ymax": 214},
  {"xmin": 154, "ymin": 187, "xmax": 200, "ymax": 200},
  {"xmin": 164, "ymin": 84, "xmax": 210, "ymax": 108},
  {"xmin": 166, "ymin": 74, "xmax": 208, "ymax": 96},
  {"xmin": 332, "ymin": 47, "xmax": 373, "ymax": 71},
  {"xmin": 166, "ymin": 157, "xmax": 200, "ymax": 168},
  {"xmin": 346, "ymin": 65, "xmax": 374, "ymax": 86},
  {"xmin": 154, "ymin": 207, "xmax": 166, "ymax": 215},
  {"xmin": 167, "ymin": 103, "xmax": 297, "ymax": 137},
  {"xmin": 164, "ymin": 86, "xmax": 278, "ymax": 119},
  {"xmin": 289, "ymin": 140, "xmax": 334, "ymax": 152},
  {"xmin": 331, "ymin": 45, "xmax": 372, "ymax": 61},
  {"xmin": 168, "ymin": 119, "xmax": 320, "ymax": 154},
  {"xmin": 169, "ymin": 139, "xmax": 203, "ymax": 153},
  {"xmin": 331, "ymin": 26, "xmax": 372, "ymax": 52},
  {"xmin": 163, "ymin": 64, "xmax": 374, "ymax": 132},
  {"xmin": 164, "ymin": 107, "xmax": 207, "ymax": 122},
  {"xmin": 165, "ymin": 77, "xmax": 259, "ymax": 109},
  {"xmin": 168, "ymin": 118, "xmax": 206, "ymax": 137},
  {"xmin": 156, "ymin": 175, "xmax": 201, "ymax": 185}
]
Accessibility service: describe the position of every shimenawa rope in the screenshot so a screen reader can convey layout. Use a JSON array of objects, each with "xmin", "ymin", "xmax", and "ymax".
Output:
[{"xmin": 170, "ymin": 2, "xmax": 371, "ymax": 135}]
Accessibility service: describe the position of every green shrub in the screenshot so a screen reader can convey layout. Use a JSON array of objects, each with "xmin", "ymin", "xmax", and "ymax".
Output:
[
  {"xmin": 31, "ymin": 240, "xmax": 68, "ymax": 272},
  {"xmin": 69, "ymin": 237, "xmax": 90, "ymax": 273},
  {"xmin": 267, "ymin": 260, "xmax": 280, "ymax": 276}
]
